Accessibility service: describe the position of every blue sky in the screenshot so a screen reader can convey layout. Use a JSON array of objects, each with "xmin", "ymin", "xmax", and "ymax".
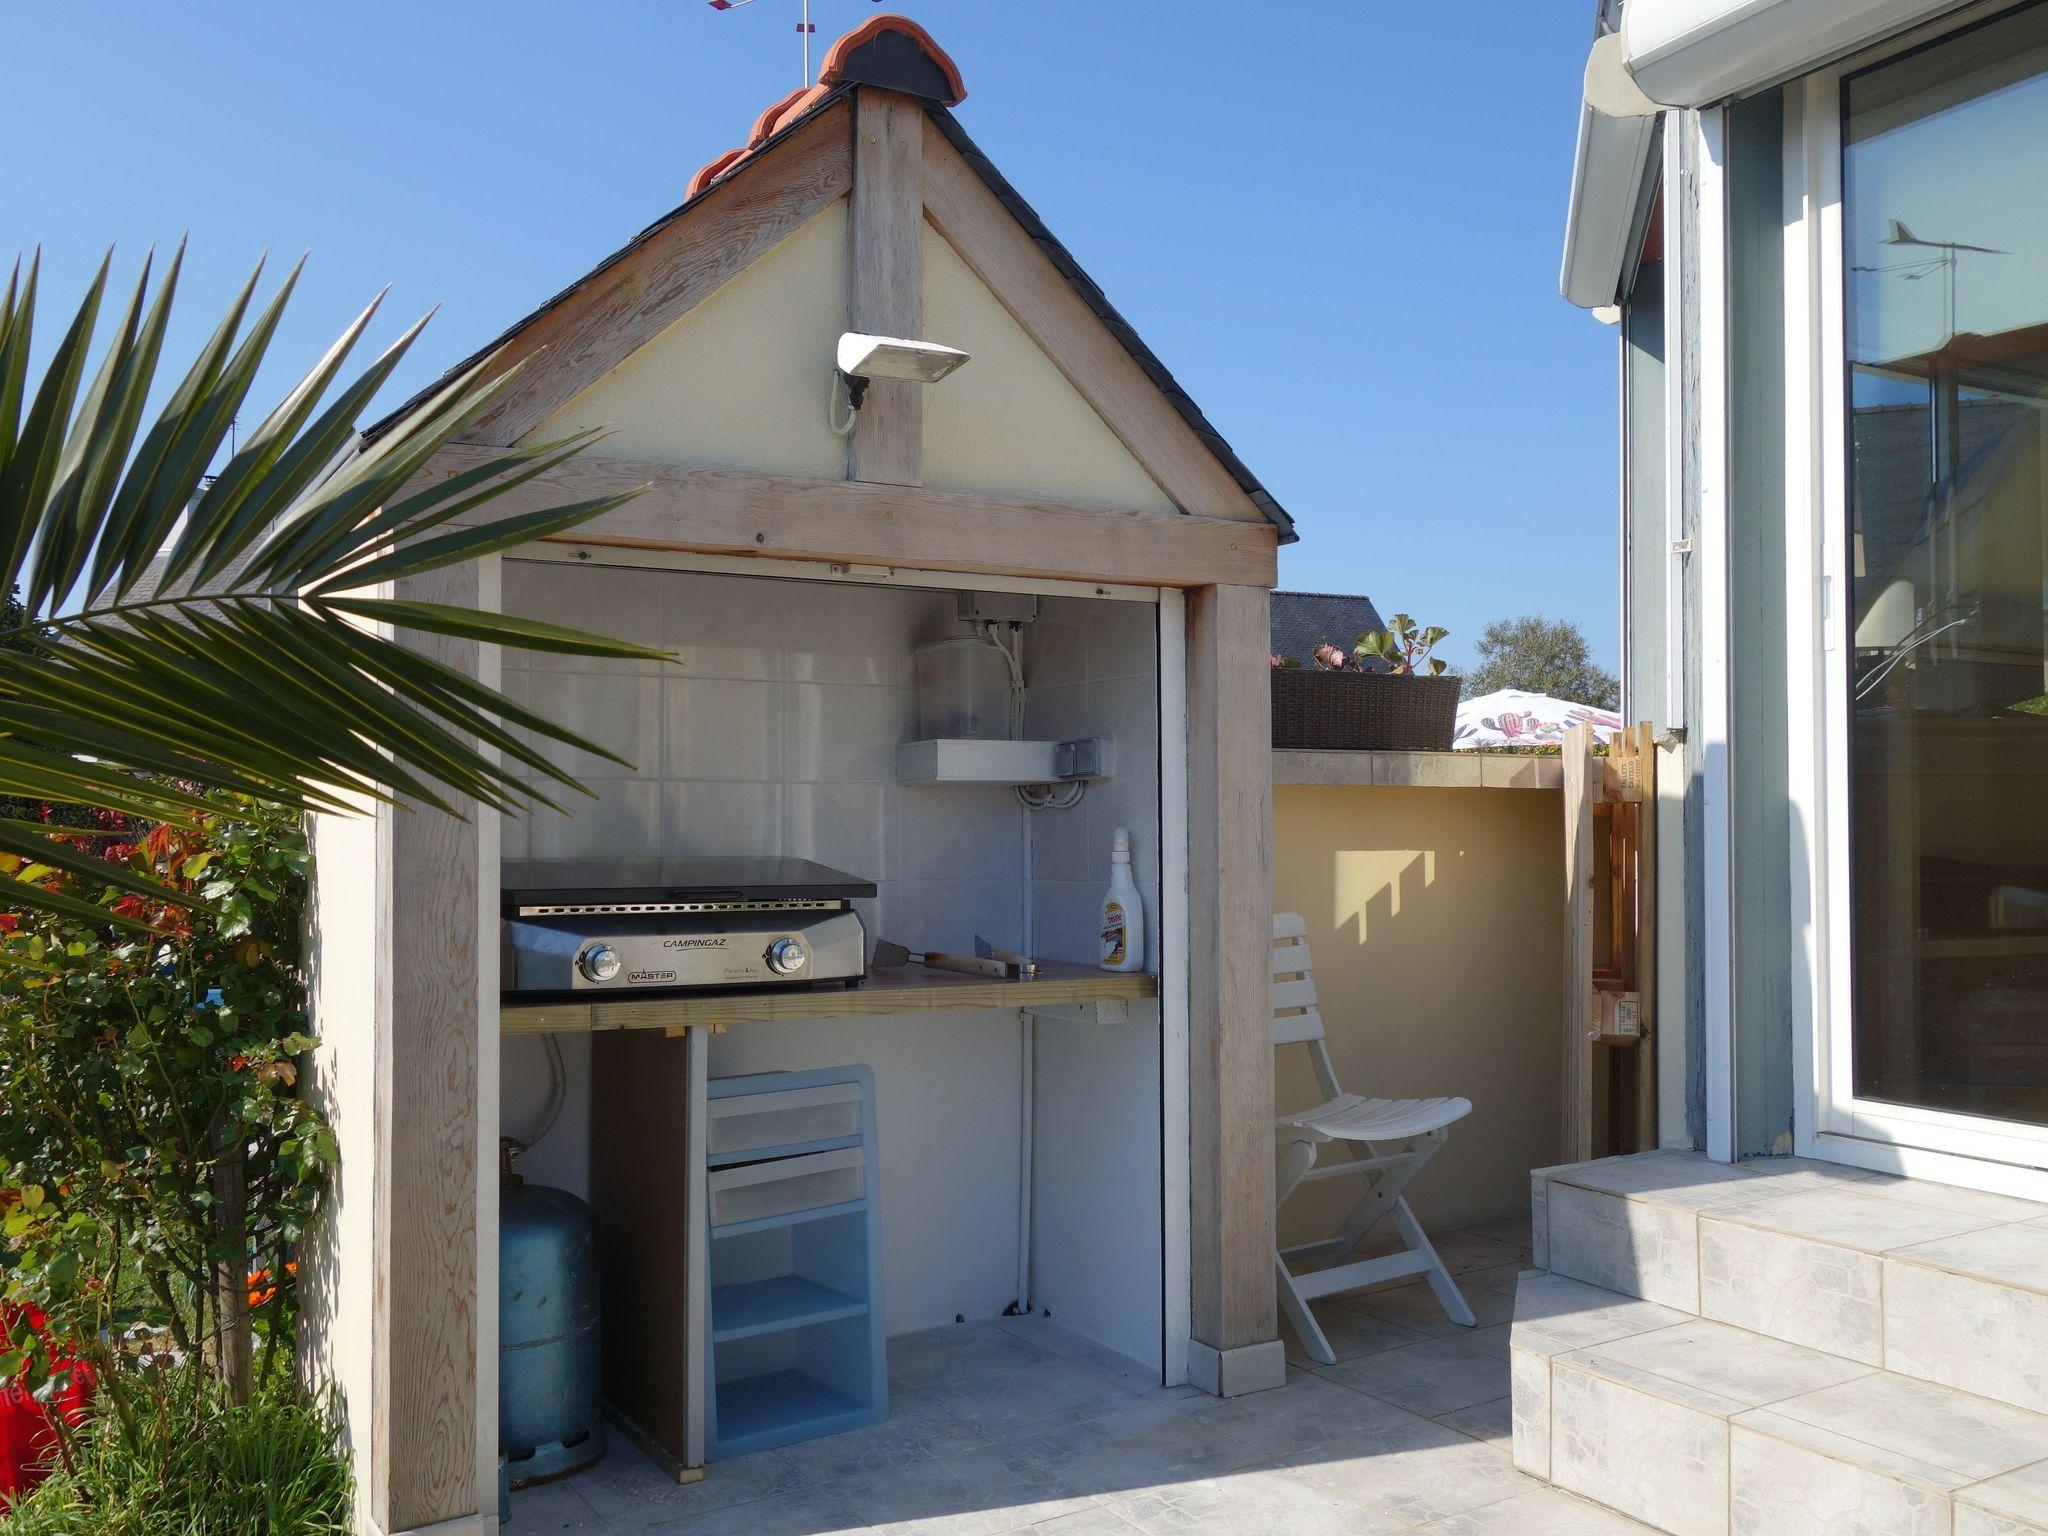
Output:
[{"xmin": 1, "ymin": 1, "xmax": 1615, "ymax": 672}]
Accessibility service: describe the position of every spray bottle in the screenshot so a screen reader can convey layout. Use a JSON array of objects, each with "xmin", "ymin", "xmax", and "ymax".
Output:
[{"xmin": 1099, "ymin": 826, "xmax": 1146, "ymax": 973}]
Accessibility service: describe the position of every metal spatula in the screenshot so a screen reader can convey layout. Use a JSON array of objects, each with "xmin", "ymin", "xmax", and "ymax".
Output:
[{"xmin": 872, "ymin": 939, "xmax": 1014, "ymax": 979}]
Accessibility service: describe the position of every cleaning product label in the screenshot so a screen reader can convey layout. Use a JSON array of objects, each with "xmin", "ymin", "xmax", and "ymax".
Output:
[{"xmin": 1101, "ymin": 902, "xmax": 1127, "ymax": 966}]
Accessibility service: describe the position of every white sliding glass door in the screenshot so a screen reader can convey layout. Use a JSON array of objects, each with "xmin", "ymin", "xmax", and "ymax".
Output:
[{"xmin": 1791, "ymin": 0, "xmax": 2048, "ymax": 1187}]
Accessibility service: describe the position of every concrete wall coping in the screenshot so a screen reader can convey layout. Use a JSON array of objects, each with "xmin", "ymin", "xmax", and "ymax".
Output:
[{"xmin": 1273, "ymin": 749, "xmax": 1564, "ymax": 791}]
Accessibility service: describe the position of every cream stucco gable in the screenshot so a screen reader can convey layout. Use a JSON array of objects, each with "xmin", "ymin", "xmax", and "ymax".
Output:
[
  {"xmin": 919, "ymin": 223, "xmax": 1176, "ymax": 515},
  {"xmin": 528, "ymin": 196, "xmax": 1177, "ymax": 516},
  {"xmin": 535, "ymin": 199, "xmax": 852, "ymax": 478}
]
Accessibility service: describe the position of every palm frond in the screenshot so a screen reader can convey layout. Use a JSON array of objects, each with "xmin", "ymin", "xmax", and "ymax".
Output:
[{"xmin": 0, "ymin": 251, "xmax": 664, "ymax": 925}]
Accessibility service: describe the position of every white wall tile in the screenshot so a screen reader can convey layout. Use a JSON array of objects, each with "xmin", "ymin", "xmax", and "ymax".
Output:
[
  {"xmin": 663, "ymin": 677, "xmax": 783, "ymax": 781},
  {"xmin": 897, "ymin": 787, "xmax": 1023, "ymax": 882},
  {"xmin": 1022, "ymin": 681, "xmax": 1088, "ymax": 742},
  {"xmin": 784, "ymin": 583, "xmax": 948, "ymax": 686},
  {"xmin": 525, "ymin": 782, "xmax": 663, "ymax": 859},
  {"xmin": 883, "ymin": 879, "xmax": 1026, "ymax": 958},
  {"xmin": 506, "ymin": 560, "xmax": 667, "ymax": 673},
  {"xmin": 785, "ymin": 682, "xmax": 915, "ymax": 783},
  {"xmin": 783, "ymin": 782, "xmax": 892, "ymax": 883},
  {"xmin": 661, "ymin": 781, "xmax": 782, "ymax": 858},
  {"xmin": 512, "ymin": 671, "xmax": 664, "ymax": 781},
  {"xmin": 1032, "ymin": 879, "xmax": 1105, "ymax": 967},
  {"xmin": 1024, "ymin": 598, "xmax": 1087, "ymax": 688},
  {"xmin": 1085, "ymin": 599, "xmax": 1158, "ymax": 681},
  {"xmin": 659, "ymin": 570, "xmax": 783, "ymax": 680},
  {"xmin": 1030, "ymin": 799, "xmax": 1092, "ymax": 883}
]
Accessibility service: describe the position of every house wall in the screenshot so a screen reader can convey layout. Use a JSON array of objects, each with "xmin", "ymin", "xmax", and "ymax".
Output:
[
  {"xmin": 1270, "ymin": 783, "xmax": 1566, "ymax": 1234},
  {"xmin": 497, "ymin": 558, "xmax": 1163, "ymax": 1358},
  {"xmin": 1726, "ymin": 87, "xmax": 1796, "ymax": 1158}
]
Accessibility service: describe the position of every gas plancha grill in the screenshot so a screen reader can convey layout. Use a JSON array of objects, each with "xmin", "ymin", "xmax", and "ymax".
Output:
[{"xmin": 501, "ymin": 857, "xmax": 873, "ymax": 1000}]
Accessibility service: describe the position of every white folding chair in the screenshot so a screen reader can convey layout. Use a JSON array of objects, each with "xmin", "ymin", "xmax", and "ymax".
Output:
[{"xmin": 1272, "ymin": 912, "xmax": 1476, "ymax": 1365}]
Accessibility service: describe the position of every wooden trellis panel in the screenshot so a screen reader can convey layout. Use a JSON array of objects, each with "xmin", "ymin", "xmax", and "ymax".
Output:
[{"xmin": 1562, "ymin": 722, "xmax": 1658, "ymax": 1161}]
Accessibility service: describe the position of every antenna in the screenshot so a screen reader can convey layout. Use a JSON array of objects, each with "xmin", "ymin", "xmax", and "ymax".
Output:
[{"xmin": 707, "ymin": 0, "xmax": 881, "ymax": 85}]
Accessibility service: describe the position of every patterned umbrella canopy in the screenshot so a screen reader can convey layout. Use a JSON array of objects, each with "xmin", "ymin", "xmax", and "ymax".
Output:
[{"xmin": 1453, "ymin": 689, "xmax": 1623, "ymax": 750}]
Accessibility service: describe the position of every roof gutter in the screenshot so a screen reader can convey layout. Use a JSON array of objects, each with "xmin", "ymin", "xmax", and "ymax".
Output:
[{"xmin": 1560, "ymin": 0, "xmax": 1974, "ymax": 308}]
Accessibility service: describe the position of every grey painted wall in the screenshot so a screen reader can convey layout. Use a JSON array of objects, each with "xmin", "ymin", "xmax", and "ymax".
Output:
[{"xmin": 1727, "ymin": 88, "xmax": 1796, "ymax": 1158}]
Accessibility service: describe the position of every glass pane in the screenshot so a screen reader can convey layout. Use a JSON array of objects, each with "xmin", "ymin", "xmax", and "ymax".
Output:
[{"xmin": 1844, "ymin": 3, "xmax": 2048, "ymax": 1127}]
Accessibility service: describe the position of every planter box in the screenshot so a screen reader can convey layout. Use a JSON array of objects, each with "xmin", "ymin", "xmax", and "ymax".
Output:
[{"xmin": 1270, "ymin": 670, "xmax": 1462, "ymax": 752}]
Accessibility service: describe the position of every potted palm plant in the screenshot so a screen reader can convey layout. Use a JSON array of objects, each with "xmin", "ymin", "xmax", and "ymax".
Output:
[{"xmin": 1270, "ymin": 614, "xmax": 1461, "ymax": 751}]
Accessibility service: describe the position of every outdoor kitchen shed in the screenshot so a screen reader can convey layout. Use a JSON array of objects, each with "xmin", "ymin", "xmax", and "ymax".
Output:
[{"xmin": 299, "ymin": 17, "xmax": 1292, "ymax": 1535}]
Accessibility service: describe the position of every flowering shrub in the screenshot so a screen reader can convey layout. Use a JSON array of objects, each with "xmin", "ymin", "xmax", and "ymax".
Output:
[{"xmin": 0, "ymin": 796, "xmax": 333, "ymax": 1446}]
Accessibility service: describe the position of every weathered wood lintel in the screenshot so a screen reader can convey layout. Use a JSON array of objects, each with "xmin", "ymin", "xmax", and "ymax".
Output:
[{"xmin": 422, "ymin": 443, "xmax": 1280, "ymax": 589}]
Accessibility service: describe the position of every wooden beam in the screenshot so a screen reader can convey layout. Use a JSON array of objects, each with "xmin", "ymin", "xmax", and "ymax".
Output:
[
  {"xmin": 1561, "ymin": 724, "xmax": 1596, "ymax": 1163},
  {"xmin": 919, "ymin": 117, "xmax": 1269, "ymax": 524},
  {"xmin": 1185, "ymin": 584, "xmax": 1276, "ymax": 1355},
  {"xmin": 381, "ymin": 560, "xmax": 487, "ymax": 1529},
  {"xmin": 423, "ymin": 443, "xmax": 1280, "ymax": 588},
  {"xmin": 464, "ymin": 99, "xmax": 853, "ymax": 447},
  {"xmin": 849, "ymin": 89, "xmax": 924, "ymax": 485}
]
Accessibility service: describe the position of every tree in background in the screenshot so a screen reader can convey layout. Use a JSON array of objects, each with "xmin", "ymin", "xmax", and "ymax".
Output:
[{"xmin": 1465, "ymin": 615, "xmax": 1619, "ymax": 708}]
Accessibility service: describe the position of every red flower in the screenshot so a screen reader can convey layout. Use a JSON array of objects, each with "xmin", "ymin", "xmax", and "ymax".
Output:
[
  {"xmin": 110, "ymin": 894, "xmax": 151, "ymax": 922},
  {"xmin": 230, "ymin": 1055, "xmax": 249, "ymax": 1072},
  {"xmin": 0, "ymin": 914, "xmax": 16, "ymax": 933}
]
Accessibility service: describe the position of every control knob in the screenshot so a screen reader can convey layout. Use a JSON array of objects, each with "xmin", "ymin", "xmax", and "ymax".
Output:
[
  {"xmin": 766, "ymin": 937, "xmax": 808, "ymax": 976},
  {"xmin": 578, "ymin": 943, "xmax": 622, "ymax": 983}
]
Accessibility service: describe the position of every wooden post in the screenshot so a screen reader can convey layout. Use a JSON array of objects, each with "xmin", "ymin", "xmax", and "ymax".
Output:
[
  {"xmin": 849, "ymin": 88, "xmax": 924, "ymax": 486},
  {"xmin": 1562, "ymin": 725, "xmax": 1597, "ymax": 1163},
  {"xmin": 1184, "ymin": 584, "xmax": 1280, "ymax": 1396},
  {"xmin": 379, "ymin": 560, "xmax": 491, "ymax": 1531}
]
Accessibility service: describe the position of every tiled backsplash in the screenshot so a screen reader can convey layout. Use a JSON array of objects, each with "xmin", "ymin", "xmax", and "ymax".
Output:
[{"xmin": 500, "ymin": 563, "xmax": 1160, "ymax": 963}]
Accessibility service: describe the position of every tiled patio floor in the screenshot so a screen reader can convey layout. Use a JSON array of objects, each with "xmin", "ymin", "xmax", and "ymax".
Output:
[{"xmin": 507, "ymin": 1214, "xmax": 1652, "ymax": 1535}]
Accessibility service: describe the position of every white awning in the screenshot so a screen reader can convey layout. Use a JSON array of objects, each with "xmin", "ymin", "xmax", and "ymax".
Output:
[{"xmin": 1560, "ymin": 0, "xmax": 1974, "ymax": 308}]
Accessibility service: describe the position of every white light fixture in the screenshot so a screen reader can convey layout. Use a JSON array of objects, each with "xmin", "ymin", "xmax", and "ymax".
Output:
[
  {"xmin": 837, "ymin": 332, "xmax": 970, "ymax": 385},
  {"xmin": 829, "ymin": 332, "xmax": 971, "ymax": 435}
]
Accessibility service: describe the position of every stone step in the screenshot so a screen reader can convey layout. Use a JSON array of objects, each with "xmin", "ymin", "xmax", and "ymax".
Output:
[
  {"xmin": 1532, "ymin": 1149, "xmax": 2048, "ymax": 1417},
  {"xmin": 1511, "ymin": 1271, "xmax": 2048, "ymax": 1536}
]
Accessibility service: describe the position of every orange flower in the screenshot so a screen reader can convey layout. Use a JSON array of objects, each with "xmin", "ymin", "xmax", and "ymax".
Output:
[{"xmin": 229, "ymin": 1055, "xmax": 250, "ymax": 1072}]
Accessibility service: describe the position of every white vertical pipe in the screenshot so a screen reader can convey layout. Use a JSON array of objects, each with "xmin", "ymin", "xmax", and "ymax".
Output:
[
  {"xmin": 1156, "ymin": 589, "xmax": 1191, "ymax": 1386},
  {"xmin": 1694, "ymin": 105, "xmax": 1738, "ymax": 1164},
  {"xmin": 1664, "ymin": 121, "xmax": 1690, "ymax": 733},
  {"xmin": 1016, "ymin": 1008, "xmax": 1034, "ymax": 1312}
]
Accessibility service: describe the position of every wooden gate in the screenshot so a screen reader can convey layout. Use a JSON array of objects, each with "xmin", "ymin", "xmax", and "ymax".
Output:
[{"xmin": 1561, "ymin": 722, "xmax": 1657, "ymax": 1162}]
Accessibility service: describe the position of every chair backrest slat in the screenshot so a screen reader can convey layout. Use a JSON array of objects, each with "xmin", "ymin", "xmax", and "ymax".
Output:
[{"xmin": 1271, "ymin": 913, "xmax": 1327, "ymax": 1048}]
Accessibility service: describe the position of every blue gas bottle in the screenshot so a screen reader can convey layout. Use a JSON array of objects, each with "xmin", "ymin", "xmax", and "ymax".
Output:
[{"xmin": 499, "ymin": 1163, "xmax": 606, "ymax": 1486}]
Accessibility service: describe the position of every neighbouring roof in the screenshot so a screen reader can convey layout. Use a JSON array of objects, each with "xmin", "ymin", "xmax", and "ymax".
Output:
[
  {"xmin": 366, "ymin": 15, "xmax": 1294, "ymax": 542},
  {"xmin": 1270, "ymin": 590, "xmax": 1387, "ymax": 668}
]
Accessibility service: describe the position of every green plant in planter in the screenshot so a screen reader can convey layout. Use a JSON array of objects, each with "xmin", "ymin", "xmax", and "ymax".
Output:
[
  {"xmin": 1354, "ymin": 614, "xmax": 1450, "ymax": 676},
  {"xmin": 0, "ymin": 796, "xmax": 328, "ymax": 1433}
]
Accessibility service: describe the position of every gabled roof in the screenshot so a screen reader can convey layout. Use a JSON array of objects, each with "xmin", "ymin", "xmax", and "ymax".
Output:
[
  {"xmin": 1270, "ymin": 590, "xmax": 1387, "ymax": 669},
  {"xmin": 366, "ymin": 15, "xmax": 1293, "ymax": 542}
]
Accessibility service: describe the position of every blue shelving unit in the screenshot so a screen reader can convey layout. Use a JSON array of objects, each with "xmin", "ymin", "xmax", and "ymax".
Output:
[{"xmin": 704, "ymin": 1066, "xmax": 886, "ymax": 1459}]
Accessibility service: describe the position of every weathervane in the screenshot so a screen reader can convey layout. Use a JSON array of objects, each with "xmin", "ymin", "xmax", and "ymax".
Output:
[{"xmin": 707, "ymin": 0, "xmax": 883, "ymax": 84}]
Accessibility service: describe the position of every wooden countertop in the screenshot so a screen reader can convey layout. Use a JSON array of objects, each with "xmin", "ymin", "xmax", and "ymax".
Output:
[{"xmin": 500, "ymin": 960, "xmax": 1158, "ymax": 1036}]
